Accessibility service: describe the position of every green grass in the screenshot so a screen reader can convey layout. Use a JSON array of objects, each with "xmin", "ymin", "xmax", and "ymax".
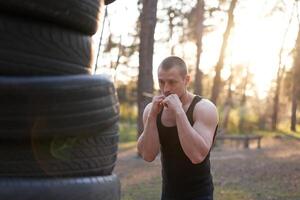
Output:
[
  {"xmin": 119, "ymin": 102, "xmax": 138, "ymax": 143},
  {"xmin": 255, "ymin": 122, "xmax": 300, "ymax": 139},
  {"xmin": 122, "ymin": 176, "xmax": 162, "ymax": 200},
  {"xmin": 216, "ymin": 177, "xmax": 300, "ymax": 200},
  {"xmin": 118, "ymin": 136, "xmax": 300, "ymax": 200},
  {"xmin": 121, "ymin": 176, "xmax": 299, "ymax": 200},
  {"xmin": 277, "ymin": 122, "xmax": 300, "ymax": 139},
  {"xmin": 119, "ymin": 121, "xmax": 137, "ymax": 143},
  {"xmin": 119, "ymin": 103, "xmax": 137, "ymax": 123},
  {"xmin": 122, "ymin": 177, "xmax": 255, "ymax": 200},
  {"xmin": 214, "ymin": 185, "xmax": 254, "ymax": 200}
]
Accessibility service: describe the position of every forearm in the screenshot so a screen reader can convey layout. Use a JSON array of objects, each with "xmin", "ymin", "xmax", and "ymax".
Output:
[
  {"xmin": 137, "ymin": 115, "xmax": 160, "ymax": 162},
  {"xmin": 175, "ymin": 109, "xmax": 209, "ymax": 164}
]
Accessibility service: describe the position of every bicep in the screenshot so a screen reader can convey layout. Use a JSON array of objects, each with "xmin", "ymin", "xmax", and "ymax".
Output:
[
  {"xmin": 193, "ymin": 121, "xmax": 215, "ymax": 148},
  {"xmin": 193, "ymin": 100, "xmax": 219, "ymax": 147}
]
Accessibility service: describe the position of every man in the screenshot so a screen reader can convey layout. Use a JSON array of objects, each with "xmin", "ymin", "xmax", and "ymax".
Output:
[{"xmin": 137, "ymin": 56, "xmax": 219, "ymax": 200}]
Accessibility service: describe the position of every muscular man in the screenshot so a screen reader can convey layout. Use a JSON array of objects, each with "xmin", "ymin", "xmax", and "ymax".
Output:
[{"xmin": 137, "ymin": 56, "xmax": 219, "ymax": 200}]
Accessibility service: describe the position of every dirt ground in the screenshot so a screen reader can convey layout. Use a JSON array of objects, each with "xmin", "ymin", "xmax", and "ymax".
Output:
[{"xmin": 114, "ymin": 136, "xmax": 300, "ymax": 200}]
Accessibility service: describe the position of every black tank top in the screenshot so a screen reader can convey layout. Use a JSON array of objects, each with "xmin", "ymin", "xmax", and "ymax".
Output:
[{"xmin": 157, "ymin": 95, "xmax": 217, "ymax": 200}]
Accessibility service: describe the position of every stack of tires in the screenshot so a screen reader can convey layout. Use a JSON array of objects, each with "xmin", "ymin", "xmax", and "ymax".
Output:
[{"xmin": 0, "ymin": 0, "xmax": 120, "ymax": 199}]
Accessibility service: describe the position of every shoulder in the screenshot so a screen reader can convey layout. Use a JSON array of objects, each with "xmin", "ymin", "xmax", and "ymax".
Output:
[
  {"xmin": 195, "ymin": 98, "xmax": 217, "ymax": 113},
  {"xmin": 142, "ymin": 102, "xmax": 153, "ymax": 124},
  {"xmin": 143, "ymin": 102, "xmax": 153, "ymax": 117},
  {"xmin": 144, "ymin": 102, "xmax": 153, "ymax": 113},
  {"xmin": 194, "ymin": 97, "xmax": 219, "ymax": 125}
]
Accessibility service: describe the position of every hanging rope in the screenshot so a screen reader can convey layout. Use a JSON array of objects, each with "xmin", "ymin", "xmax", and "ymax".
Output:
[{"xmin": 94, "ymin": 7, "xmax": 108, "ymax": 74}]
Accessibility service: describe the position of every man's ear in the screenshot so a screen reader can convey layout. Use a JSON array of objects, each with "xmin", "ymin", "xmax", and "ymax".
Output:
[{"xmin": 185, "ymin": 75, "xmax": 190, "ymax": 85}]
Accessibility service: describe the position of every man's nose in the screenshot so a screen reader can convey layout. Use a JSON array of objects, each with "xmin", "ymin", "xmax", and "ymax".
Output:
[{"xmin": 164, "ymin": 83, "xmax": 171, "ymax": 93}]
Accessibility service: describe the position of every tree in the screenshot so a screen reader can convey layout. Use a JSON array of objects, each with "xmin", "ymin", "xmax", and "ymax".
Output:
[
  {"xmin": 238, "ymin": 67, "xmax": 250, "ymax": 133},
  {"xmin": 160, "ymin": 1, "xmax": 194, "ymax": 55},
  {"xmin": 137, "ymin": 0, "xmax": 158, "ymax": 138},
  {"xmin": 193, "ymin": 0, "xmax": 205, "ymax": 95},
  {"xmin": 291, "ymin": 24, "xmax": 300, "ymax": 132},
  {"xmin": 271, "ymin": 0, "xmax": 296, "ymax": 131},
  {"xmin": 211, "ymin": 0, "xmax": 238, "ymax": 104},
  {"xmin": 101, "ymin": 9, "xmax": 140, "ymax": 77},
  {"xmin": 221, "ymin": 66, "xmax": 234, "ymax": 134}
]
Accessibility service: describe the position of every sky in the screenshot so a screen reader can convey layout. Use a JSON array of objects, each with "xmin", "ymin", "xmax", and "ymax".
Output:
[{"xmin": 94, "ymin": 0, "xmax": 299, "ymax": 99}]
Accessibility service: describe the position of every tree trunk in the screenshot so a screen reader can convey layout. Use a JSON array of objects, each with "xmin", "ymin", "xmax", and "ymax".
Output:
[
  {"xmin": 239, "ymin": 69, "xmax": 249, "ymax": 133},
  {"xmin": 194, "ymin": 0, "xmax": 205, "ymax": 95},
  {"xmin": 272, "ymin": 86, "xmax": 279, "ymax": 131},
  {"xmin": 113, "ymin": 36, "xmax": 123, "ymax": 70},
  {"xmin": 272, "ymin": 65, "xmax": 286, "ymax": 131},
  {"xmin": 137, "ymin": 0, "xmax": 158, "ymax": 138},
  {"xmin": 221, "ymin": 71, "xmax": 233, "ymax": 134},
  {"xmin": 211, "ymin": 0, "xmax": 237, "ymax": 104},
  {"xmin": 272, "ymin": 5, "xmax": 295, "ymax": 131},
  {"xmin": 272, "ymin": 64, "xmax": 285, "ymax": 131},
  {"xmin": 290, "ymin": 25, "xmax": 300, "ymax": 132},
  {"xmin": 291, "ymin": 88, "xmax": 297, "ymax": 132},
  {"xmin": 167, "ymin": 8, "xmax": 175, "ymax": 55}
]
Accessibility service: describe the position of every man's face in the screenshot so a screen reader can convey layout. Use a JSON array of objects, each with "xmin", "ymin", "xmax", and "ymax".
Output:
[{"xmin": 158, "ymin": 67, "xmax": 189, "ymax": 98}]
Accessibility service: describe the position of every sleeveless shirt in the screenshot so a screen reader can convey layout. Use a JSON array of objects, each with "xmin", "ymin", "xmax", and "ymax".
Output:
[{"xmin": 157, "ymin": 95, "xmax": 218, "ymax": 200}]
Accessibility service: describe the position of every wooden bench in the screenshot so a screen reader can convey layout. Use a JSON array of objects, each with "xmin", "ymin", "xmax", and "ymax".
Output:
[{"xmin": 215, "ymin": 135, "xmax": 262, "ymax": 149}]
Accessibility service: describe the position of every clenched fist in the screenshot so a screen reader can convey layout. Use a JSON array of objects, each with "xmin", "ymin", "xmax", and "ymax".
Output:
[
  {"xmin": 161, "ymin": 94, "xmax": 182, "ymax": 113},
  {"xmin": 148, "ymin": 95, "xmax": 165, "ymax": 118}
]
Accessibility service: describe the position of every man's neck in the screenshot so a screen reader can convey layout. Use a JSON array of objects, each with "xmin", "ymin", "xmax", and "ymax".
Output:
[{"xmin": 180, "ymin": 91, "xmax": 193, "ymax": 106}]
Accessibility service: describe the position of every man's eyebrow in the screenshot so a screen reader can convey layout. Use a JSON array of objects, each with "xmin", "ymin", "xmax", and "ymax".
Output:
[
  {"xmin": 158, "ymin": 78, "xmax": 176, "ymax": 82},
  {"xmin": 167, "ymin": 79, "xmax": 177, "ymax": 82}
]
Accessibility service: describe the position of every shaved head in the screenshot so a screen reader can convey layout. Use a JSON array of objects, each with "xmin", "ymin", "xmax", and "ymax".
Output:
[{"xmin": 158, "ymin": 56, "xmax": 187, "ymax": 77}]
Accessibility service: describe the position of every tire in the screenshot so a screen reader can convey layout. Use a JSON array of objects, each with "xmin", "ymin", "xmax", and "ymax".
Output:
[
  {"xmin": 0, "ymin": 75, "xmax": 119, "ymax": 139},
  {"xmin": 105, "ymin": 0, "xmax": 116, "ymax": 5},
  {"xmin": 0, "ymin": 15, "xmax": 93, "ymax": 76},
  {"xmin": 0, "ymin": 0, "xmax": 105, "ymax": 35},
  {"xmin": 0, "ymin": 124, "xmax": 119, "ymax": 177},
  {"xmin": 0, "ymin": 174, "xmax": 120, "ymax": 200}
]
